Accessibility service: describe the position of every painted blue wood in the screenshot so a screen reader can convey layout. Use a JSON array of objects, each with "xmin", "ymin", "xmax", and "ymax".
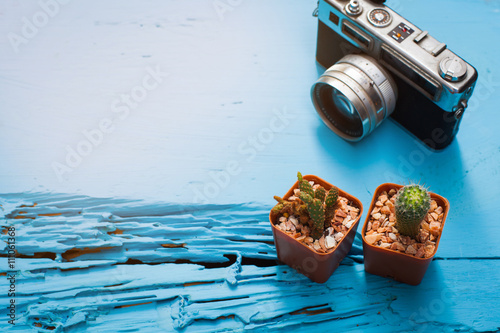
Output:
[
  {"xmin": 0, "ymin": 0, "xmax": 499, "ymax": 331},
  {"xmin": 1, "ymin": 194, "xmax": 499, "ymax": 332}
]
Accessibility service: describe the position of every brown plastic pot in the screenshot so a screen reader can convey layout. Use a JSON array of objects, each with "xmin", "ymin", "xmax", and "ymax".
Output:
[
  {"xmin": 362, "ymin": 183, "xmax": 450, "ymax": 285},
  {"xmin": 269, "ymin": 175, "xmax": 363, "ymax": 283}
]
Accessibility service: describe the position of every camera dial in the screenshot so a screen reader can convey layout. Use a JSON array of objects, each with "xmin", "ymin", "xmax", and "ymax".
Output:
[
  {"xmin": 345, "ymin": 0, "xmax": 363, "ymax": 16},
  {"xmin": 367, "ymin": 8, "xmax": 392, "ymax": 27},
  {"xmin": 439, "ymin": 56, "xmax": 468, "ymax": 82},
  {"xmin": 311, "ymin": 54, "xmax": 398, "ymax": 141}
]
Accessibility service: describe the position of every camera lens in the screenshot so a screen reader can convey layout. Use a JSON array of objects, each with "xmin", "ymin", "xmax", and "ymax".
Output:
[
  {"xmin": 311, "ymin": 54, "xmax": 397, "ymax": 141},
  {"xmin": 314, "ymin": 84, "xmax": 364, "ymax": 138}
]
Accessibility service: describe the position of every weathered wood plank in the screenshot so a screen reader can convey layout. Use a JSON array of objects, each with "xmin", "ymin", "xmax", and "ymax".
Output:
[
  {"xmin": 1, "ymin": 258, "xmax": 499, "ymax": 332},
  {"xmin": 1, "ymin": 193, "xmax": 499, "ymax": 332}
]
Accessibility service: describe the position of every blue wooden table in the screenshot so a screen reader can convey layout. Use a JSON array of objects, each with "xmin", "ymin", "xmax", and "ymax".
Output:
[{"xmin": 1, "ymin": 0, "xmax": 499, "ymax": 331}]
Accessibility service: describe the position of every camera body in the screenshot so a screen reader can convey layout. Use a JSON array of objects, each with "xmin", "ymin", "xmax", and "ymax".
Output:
[{"xmin": 315, "ymin": 0, "xmax": 478, "ymax": 149}]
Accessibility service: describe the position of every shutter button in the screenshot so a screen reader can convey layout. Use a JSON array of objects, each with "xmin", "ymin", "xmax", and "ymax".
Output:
[{"xmin": 439, "ymin": 56, "xmax": 467, "ymax": 82}]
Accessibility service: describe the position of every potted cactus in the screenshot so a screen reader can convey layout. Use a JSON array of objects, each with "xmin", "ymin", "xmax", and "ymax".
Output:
[
  {"xmin": 361, "ymin": 183, "xmax": 449, "ymax": 285},
  {"xmin": 269, "ymin": 172, "xmax": 363, "ymax": 283}
]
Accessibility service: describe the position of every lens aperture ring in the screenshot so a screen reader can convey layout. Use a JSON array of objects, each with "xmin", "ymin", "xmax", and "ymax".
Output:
[
  {"xmin": 338, "ymin": 54, "xmax": 398, "ymax": 121},
  {"xmin": 311, "ymin": 54, "xmax": 398, "ymax": 141}
]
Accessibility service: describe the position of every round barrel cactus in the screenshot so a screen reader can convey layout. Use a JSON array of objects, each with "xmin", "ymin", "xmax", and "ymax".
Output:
[{"xmin": 395, "ymin": 184, "xmax": 430, "ymax": 239}]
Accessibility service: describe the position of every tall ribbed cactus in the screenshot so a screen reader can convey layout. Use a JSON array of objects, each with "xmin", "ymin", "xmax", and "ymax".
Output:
[{"xmin": 395, "ymin": 184, "xmax": 431, "ymax": 239}]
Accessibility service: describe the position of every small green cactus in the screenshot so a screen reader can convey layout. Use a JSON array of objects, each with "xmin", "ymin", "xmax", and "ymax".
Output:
[
  {"xmin": 299, "ymin": 191, "xmax": 312, "ymax": 205},
  {"xmin": 314, "ymin": 186, "xmax": 326, "ymax": 201},
  {"xmin": 272, "ymin": 195, "xmax": 308, "ymax": 223},
  {"xmin": 395, "ymin": 184, "xmax": 431, "ymax": 239},
  {"xmin": 299, "ymin": 192, "xmax": 324, "ymax": 238},
  {"xmin": 298, "ymin": 176, "xmax": 339, "ymax": 240},
  {"xmin": 297, "ymin": 172, "xmax": 314, "ymax": 198},
  {"xmin": 309, "ymin": 198, "xmax": 325, "ymax": 239},
  {"xmin": 324, "ymin": 186, "xmax": 339, "ymax": 223},
  {"xmin": 272, "ymin": 172, "xmax": 340, "ymax": 241},
  {"xmin": 325, "ymin": 187, "xmax": 338, "ymax": 208},
  {"xmin": 271, "ymin": 203, "xmax": 284, "ymax": 214}
]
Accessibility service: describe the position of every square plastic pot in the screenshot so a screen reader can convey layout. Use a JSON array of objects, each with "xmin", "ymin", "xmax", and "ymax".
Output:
[
  {"xmin": 361, "ymin": 183, "xmax": 450, "ymax": 285},
  {"xmin": 269, "ymin": 175, "xmax": 363, "ymax": 283}
]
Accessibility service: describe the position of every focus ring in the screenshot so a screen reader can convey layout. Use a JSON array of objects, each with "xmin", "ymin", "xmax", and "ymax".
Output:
[
  {"xmin": 378, "ymin": 79, "xmax": 397, "ymax": 119},
  {"xmin": 311, "ymin": 54, "xmax": 398, "ymax": 141}
]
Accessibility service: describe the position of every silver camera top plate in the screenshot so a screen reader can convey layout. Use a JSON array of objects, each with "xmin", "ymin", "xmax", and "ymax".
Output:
[{"xmin": 318, "ymin": 0, "xmax": 477, "ymax": 112}]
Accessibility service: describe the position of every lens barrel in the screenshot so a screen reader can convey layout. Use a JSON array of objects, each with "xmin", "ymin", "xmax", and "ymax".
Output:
[{"xmin": 311, "ymin": 54, "xmax": 398, "ymax": 141}]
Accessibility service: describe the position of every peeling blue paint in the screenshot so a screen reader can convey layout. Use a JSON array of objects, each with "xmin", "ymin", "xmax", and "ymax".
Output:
[{"xmin": 1, "ymin": 193, "xmax": 499, "ymax": 332}]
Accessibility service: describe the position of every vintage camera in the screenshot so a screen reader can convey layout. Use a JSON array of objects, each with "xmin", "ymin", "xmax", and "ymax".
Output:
[{"xmin": 311, "ymin": 0, "xmax": 478, "ymax": 149}]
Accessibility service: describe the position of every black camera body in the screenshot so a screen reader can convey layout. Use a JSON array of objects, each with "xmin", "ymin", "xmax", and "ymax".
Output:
[{"xmin": 313, "ymin": 0, "xmax": 478, "ymax": 150}]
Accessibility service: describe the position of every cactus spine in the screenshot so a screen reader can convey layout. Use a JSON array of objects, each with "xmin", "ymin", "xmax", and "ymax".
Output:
[{"xmin": 395, "ymin": 184, "xmax": 431, "ymax": 239}]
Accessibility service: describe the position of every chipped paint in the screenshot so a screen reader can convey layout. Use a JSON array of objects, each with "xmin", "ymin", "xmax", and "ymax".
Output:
[{"xmin": 1, "ymin": 193, "xmax": 499, "ymax": 331}]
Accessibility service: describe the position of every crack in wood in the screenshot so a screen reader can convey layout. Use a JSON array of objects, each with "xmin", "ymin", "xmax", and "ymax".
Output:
[
  {"xmin": 38, "ymin": 213, "xmax": 63, "ymax": 217},
  {"xmin": 161, "ymin": 243, "xmax": 186, "ymax": 248},
  {"xmin": 197, "ymin": 296, "xmax": 250, "ymax": 304},
  {"xmin": 107, "ymin": 229, "xmax": 124, "ymax": 235},
  {"xmin": 13, "ymin": 215, "xmax": 35, "ymax": 219},
  {"xmin": 62, "ymin": 247, "xmax": 115, "ymax": 261},
  {"xmin": 114, "ymin": 302, "xmax": 153, "ymax": 309},
  {"xmin": 19, "ymin": 203, "xmax": 38, "ymax": 208},
  {"xmin": 290, "ymin": 304, "xmax": 333, "ymax": 316},
  {"xmin": 183, "ymin": 281, "xmax": 216, "ymax": 287}
]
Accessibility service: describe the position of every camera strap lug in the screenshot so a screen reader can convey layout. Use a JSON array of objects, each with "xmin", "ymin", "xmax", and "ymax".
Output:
[
  {"xmin": 313, "ymin": 1, "xmax": 319, "ymax": 17},
  {"xmin": 453, "ymin": 100, "xmax": 468, "ymax": 120}
]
